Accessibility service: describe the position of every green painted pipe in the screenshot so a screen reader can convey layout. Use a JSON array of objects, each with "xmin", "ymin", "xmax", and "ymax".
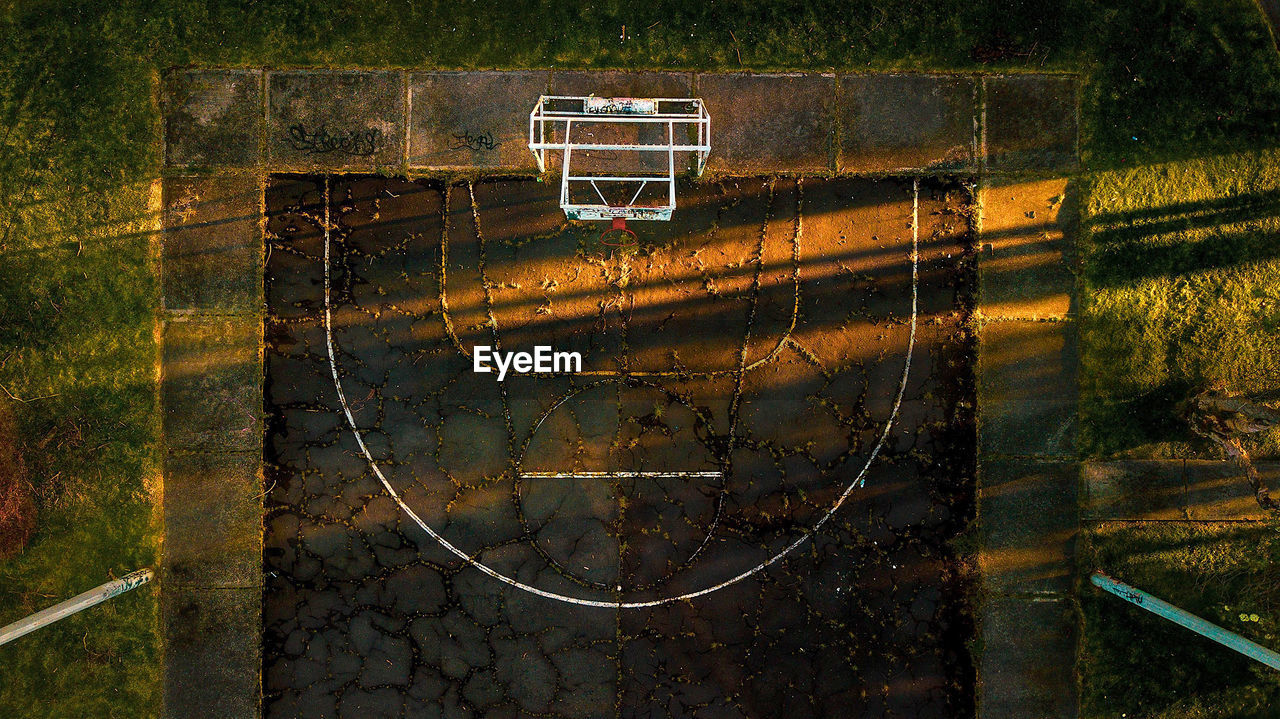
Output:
[{"xmin": 1091, "ymin": 571, "xmax": 1280, "ymax": 671}]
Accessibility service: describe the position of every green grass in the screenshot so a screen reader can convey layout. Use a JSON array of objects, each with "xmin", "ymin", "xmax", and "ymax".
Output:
[
  {"xmin": 1083, "ymin": 1, "xmax": 1280, "ymax": 168},
  {"xmin": 1, "ymin": 0, "xmax": 1279, "ymax": 715},
  {"xmin": 0, "ymin": 179, "xmax": 160, "ymax": 716},
  {"xmin": 1081, "ymin": 522, "xmax": 1280, "ymax": 719},
  {"xmin": 1079, "ymin": 150, "xmax": 1280, "ymax": 458}
]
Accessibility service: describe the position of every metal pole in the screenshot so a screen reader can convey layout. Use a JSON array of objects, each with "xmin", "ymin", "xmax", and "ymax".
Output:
[
  {"xmin": 1091, "ymin": 571, "xmax": 1280, "ymax": 671},
  {"xmin": 0, "ymin": 568, "xmax": 154, "ymax": 648}
]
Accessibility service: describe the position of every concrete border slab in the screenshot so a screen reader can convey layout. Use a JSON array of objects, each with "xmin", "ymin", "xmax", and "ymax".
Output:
[
  {"xmin": 696, "ymin": 72, "xmax": 835, "ymax": 173},
  {"xmin": 1184, "ymin": 460, "xmax": 1275, "ymax": 521},
  {"xmin": 267, "ymin": 70, "xmax": 406, "ymax": 171},
  {"xmin": 979, "ymin": 320, "xmax": 1077, "ymax": 402},
  {"xmin": 1082, "ymin": 461, "xmax": 1185, "ymax": 521},
  {"xmin": 163, "ymin": 587, "xmax": 261, "ymax": 719},
  {"xmin": 980, "ymin": 399, "xmax": 1076, "ymax": 457},
  {"xmin": 984, "ymin": 75, "xmax": 1079, "ymax": 173},
  {"xmin": 408, "ymin": 70, "xmax": 549, "ymax": 171},
  {"xmin": 979, "ymin": 597, "xmax": 1079, "ymax": 719},
  {"xmin": 980, "ymin": 459, "xmax": 1079, "ymax": 593},
  {"xmin": 164, "ymin": 69, "xmax": 263, "ymax": 168},
  {"xmin": 163, "ymin": 451, "xmax": 263, "ymax": 588},
  {"xmin": 979, "ymin": 319, "xmax": 1077, "ymax": 457},
  {"xmin": 837, "ymin": 74, "xmax": 977, "ymax": 173},
  {"xmin": 979, "ymin": 178, "xmax": 1076, "ymax": 320},
  {"xmin": 162, "ymin": 176, "xmax": 263, "ymax": 312},
  {"xmin": 539, "ymin": 71, "xmax": 700, "ymax": 175},
  {"xmin": 161, "ymin": 317, "xmax": 262, "ymax": 452}
]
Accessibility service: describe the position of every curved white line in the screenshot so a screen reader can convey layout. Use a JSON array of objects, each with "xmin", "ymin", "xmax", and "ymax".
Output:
[{"xmin": 322, "ymin": 176, "xmax": 921, "ymax": 609}]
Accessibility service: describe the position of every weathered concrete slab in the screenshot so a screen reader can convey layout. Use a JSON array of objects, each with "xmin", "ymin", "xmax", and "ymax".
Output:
[
  {"xmin": 550, "ymin": 70, "xmax": 693, "ymax": 99},
  {"xmin": 164, "ymin": 451, "xmax": 262, "ymax": 588},
  {"xmin": 268, "ymin": 70, "xmax": 405, "ymax": 171},
  {"xmin": 980, "ymin": 178, "xmax": 1076, "ymax": 319},
  {"xmin": 408, "ymin": 71, "xmax": 548, "ymax": 171},
  {"xmin": 837, "ymin": 74, "xmax": 976, "ymax": 173},
  {"xmin": 979, "ymin": 597, "xmax": 1079, "ymax": 719},
  {"xmin": 980, "ymin": 320, "xmax": 1076, "ymax": 401},
  {"xmin": 980, "ymin": 460, "xmax": 1078, "ymax": 593},
  {"xmin": 697, "ymin": 72, "xmax": 835, "ymax": 173},
  {"xmin": 163, "ymin": 587, "xmax": 260, "ymax": 719},
  {"xmin": 984, "ymin": 75, "xmax": 1079, "ymax": 173},
  {"xmin": 1184, "ymin": 460, "xmax": 1275, "ymax": 521},
  {"xmin": 979, "ymin": 319, "xmax": 1076, "ymax": 456},
  {"xmin": 980, "ymin": 399, "xmax": 1076, "ymax": 456},
  {"xmin": 1082, "ymin": 460, "xmax": 1185, "ymax": 521},
  {"xmin": 162, "ymin": 317, "xmax": 261, "ymax": 452},
  {"xmin": 162, "ymin": 176, "xmax": 261, "ymax": 312},
  {"xmin": 164, "ymin": 69, "xmax": 263, "ymax": 168}
]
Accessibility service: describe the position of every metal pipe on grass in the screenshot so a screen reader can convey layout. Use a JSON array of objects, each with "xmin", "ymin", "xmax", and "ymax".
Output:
[
  {"xmin": 0, "ymin": 568, "xmax": 153, "ymax": 648},
  {"xmin": 1091, "ymin": 571, "xmax": 1280, "ymax": 671}
]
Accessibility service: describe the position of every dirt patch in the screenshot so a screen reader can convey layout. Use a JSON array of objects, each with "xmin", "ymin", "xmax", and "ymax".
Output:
[
  {"xmin": 0, "ymin": 400, "xmax": 36, "ymax": 559},
  {"xmin": 263, "ymin": 175, "xmax": 977, "ymax": 718}
]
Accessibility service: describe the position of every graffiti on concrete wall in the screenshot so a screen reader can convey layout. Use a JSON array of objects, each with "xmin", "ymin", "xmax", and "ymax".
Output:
[
  {"xmin": 287, "ymin": 123, "xmax": 381, "ymax": 156},
  {"xmin": 451, "ymin": 129, "xmax": 499, "ymax": 152}
]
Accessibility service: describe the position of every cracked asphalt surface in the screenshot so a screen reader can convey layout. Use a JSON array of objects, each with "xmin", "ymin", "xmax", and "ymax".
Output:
[{"xmin": 263, "ymin": 175, "xmax": 977, "ymax": 718}]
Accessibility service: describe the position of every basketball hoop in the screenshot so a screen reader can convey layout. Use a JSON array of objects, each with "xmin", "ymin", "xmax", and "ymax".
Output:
[
  {"xmin": 598, "ymin": 216, "xmax": 638, "ymax": 247},
  {"xmin": 528, "ymin": 95, "xmax": 711, "ymax": 224}
]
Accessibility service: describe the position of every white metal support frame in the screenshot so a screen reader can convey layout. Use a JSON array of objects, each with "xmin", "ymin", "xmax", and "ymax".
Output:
[{"xmin": 528, "ymin": 95, "xmax": 711, "ymax": 222}]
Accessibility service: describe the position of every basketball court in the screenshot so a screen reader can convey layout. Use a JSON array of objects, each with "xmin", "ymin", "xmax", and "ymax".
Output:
[{"xmin": 261, "ymin": 170, "xmax": 976, "ymax": 717}]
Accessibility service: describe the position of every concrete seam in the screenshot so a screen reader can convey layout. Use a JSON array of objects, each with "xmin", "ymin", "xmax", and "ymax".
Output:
[
  {"xmin": 257, "ymin": 69, "xmax": 267, "ymax": 169},
  {"xmin": 402, "ymin": 70, "xmax": 411, "ymax": 173},
  {"xmin": 979, "ymin": 76, "xmax": 988, "ymax": 177},
  {"xmin": 262, "ymin": 69, "xmax": 272, "ymax": 167}
]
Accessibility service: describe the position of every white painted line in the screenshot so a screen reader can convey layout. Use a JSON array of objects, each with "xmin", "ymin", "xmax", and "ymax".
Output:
[{"xmin": 323, "ymin": 177, "xmax": 919, "ymax": 609}]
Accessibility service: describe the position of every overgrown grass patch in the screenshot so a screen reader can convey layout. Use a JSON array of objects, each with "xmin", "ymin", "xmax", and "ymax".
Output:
[
  {"xmin": 1081, "ymin": 521, "xmax": 1280, "ymax": 719},
  {"xmin": 0, "ymin": 179, "xmax": 160, "ymax": 716},
  {"xmin": 1079, "ymin": 150, "xmax": 1280, "ymax": 458},
  {"xmin": 1083, "ymin": 0, "xmax": 1280, "ymax": 168}
]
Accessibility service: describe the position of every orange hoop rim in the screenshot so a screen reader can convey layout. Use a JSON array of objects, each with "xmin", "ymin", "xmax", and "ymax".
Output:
[
  {"xmin": 599, "ymin": 216, "xmax": 638, "ymax": 247},
  {"xmin": 598, "ymin": 226, "xmax": 638, "ymax": 247}
]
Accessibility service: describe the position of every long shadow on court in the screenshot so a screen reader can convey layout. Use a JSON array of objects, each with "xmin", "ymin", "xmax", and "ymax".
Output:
[{"xmin": 262, "ymin": 174, "xmax": 977, "ymax": 719}]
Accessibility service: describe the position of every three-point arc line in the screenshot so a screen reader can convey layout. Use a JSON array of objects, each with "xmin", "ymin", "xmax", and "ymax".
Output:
[{"xmin": 322, "ymin": 176, "xmax": 921, "ymax": 609}]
